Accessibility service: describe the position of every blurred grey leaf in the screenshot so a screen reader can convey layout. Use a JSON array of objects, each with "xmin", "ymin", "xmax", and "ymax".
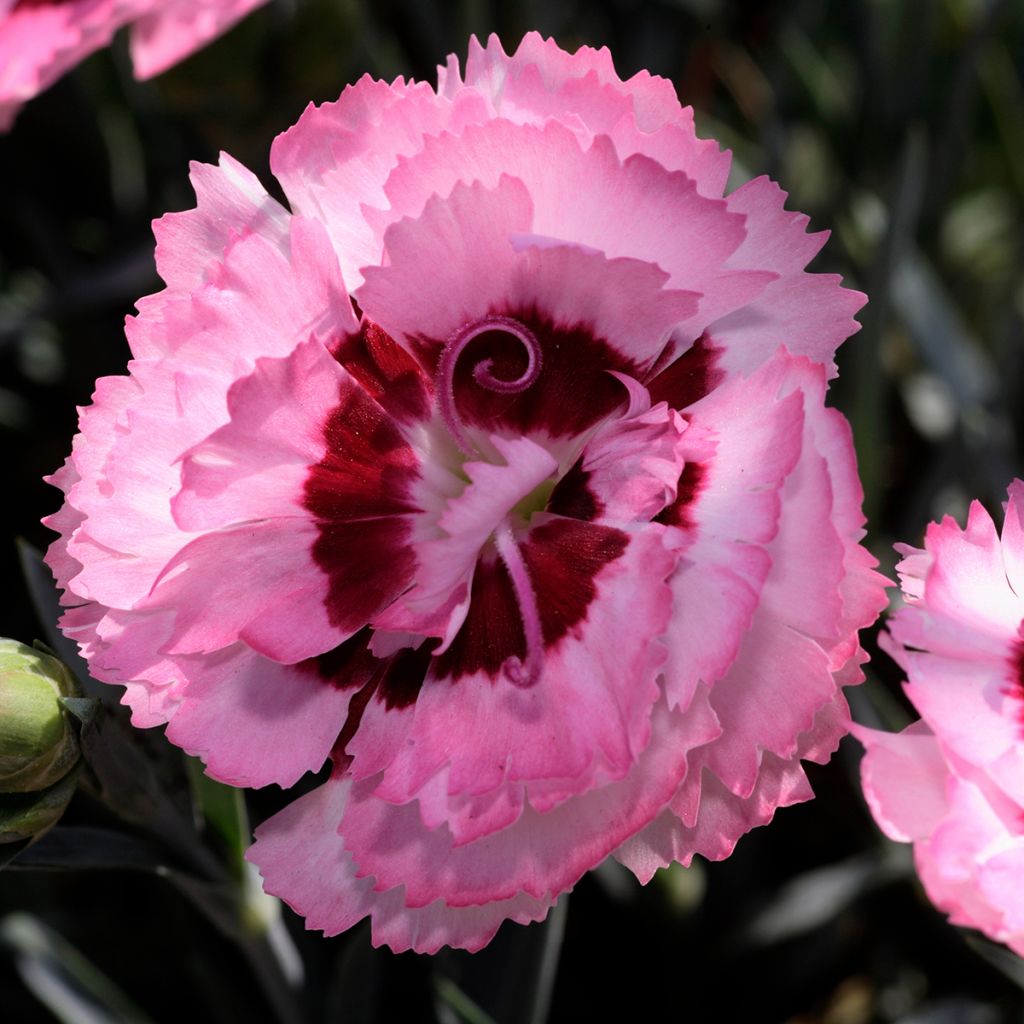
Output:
[
  {"xmin": 741, "ymin": 847, "xmax": 912, "ymax": 947},
  {"xmin": 0, "ymin": 912, "xmax": 157, "ymax": 1024},
  {"xmin": 895, "ymin": 996, "xmax": 1001, "ymax": 1024},
  {"xmin": 891, "ymin": 251, "xmax": 995, "ymax": 409},
  {"xmin": 966, "ymin": 934, "xmax": 1024, "ymax": 990}
]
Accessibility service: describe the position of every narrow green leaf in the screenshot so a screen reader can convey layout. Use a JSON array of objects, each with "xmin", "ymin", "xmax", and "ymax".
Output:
[
  {"xmin": 435, "ymin": 975, "xmax": 500, "ymax": 1024},
  {"xmin": 185, "ymin": 756, "xmax": 249, "ymax": 879}
]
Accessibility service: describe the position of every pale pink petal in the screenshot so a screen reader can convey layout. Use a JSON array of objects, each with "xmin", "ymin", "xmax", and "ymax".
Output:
[
  {"xmin": 546, "ymin": 381, "xmax": 688, "ymax": 524},
  {"xmin": 364, "ymin": 119, "xmax": 769, "ymax": 317},
  {"xmin": 0, "ymin": 0, "xmax": 269, "ymax": 131},
  {"xmin": 1001, "ymin": 479, "xmax": 1024, "ymax": 598},
  {"xmin": 248, "ymin": 777, "xmax": 556, "ymax": 953},
  {"xmin": 341, "ymin": 698, "xmax": 697, "ymax": 908},
  {"xmin": 353, "ymin": 523, "xmax": 677, "ymax": 819},
  {"xmin": 0, "ymin": 1, "xmax": 144, "ymax": 129},
  {"xmin": 165, "ymin": 644, "xmax": 353, "ymax": 788},
  {"xmin": 129, "ymin": 0, "xmax": 269, "ymax": 80},
  {"xmin": 271, "ymin": 76, "xmax": 490, "ymax": 289},
  {"xmin": 139, "ymin": 517, "xmax": 340, "ymax": 662},
  {"xmin": 710, "ymin": 177, "xmax": 866, "ymax": 379},
  {"xmin": 375, "ymin": 435, "xmax": 558, "ymax": 647},
  {"xmin": 658, "ymin": 352, "xmax": 807, "ymax": 710},
  {"xmin": 851, "ymin": 722, "xmax": 951, "ymax": 842},
  {"xmin": 357, "ymin": 173, "xmax": 701, "ymax": 390},
  {"xmin": 152, "ymin": 154, "xmax": 291, "ymax": 296},
  {"xmin": 902, "ymin": 653, "xmax": 1024, "ymax": 808},
  {"xmin": 444, "ymin": 33, "xmax": 731, "ymax": 195}
]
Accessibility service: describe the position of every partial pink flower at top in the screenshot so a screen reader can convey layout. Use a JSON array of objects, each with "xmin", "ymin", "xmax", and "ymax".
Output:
[
  {"xmin": 44, "ymin": 33, "xmax": 888, "ymax": 953},
  {"xmin": 855, "ymin": 481, "xmax": 1024, "ymax": 956},
  {"xmin": 0, "ymin": 0, "xmax": 270, "ymax": 130}
]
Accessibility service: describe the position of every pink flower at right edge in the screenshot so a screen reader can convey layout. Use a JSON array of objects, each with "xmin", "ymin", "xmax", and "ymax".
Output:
[
  {"xmin": 855, "ymin": 480, "xmax": 1024, "ymax": 956},
  {"xmin": 0, "ymin": 0, "xmax": 269, "ymax": 131}
]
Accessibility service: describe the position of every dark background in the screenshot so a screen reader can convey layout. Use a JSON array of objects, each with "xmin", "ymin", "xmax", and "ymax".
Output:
[{"xmin": 1, "ymin": 1, "xmax": 1023, "ymax": 1021}]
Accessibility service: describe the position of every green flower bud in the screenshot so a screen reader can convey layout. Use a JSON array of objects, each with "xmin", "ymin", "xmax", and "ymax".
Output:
[{"xmin": 0, "ymin": 639, "xmax": 81, "ymax": 799}]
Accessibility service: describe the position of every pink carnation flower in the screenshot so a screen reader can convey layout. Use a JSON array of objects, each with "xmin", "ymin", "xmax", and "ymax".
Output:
[
  {"xmin": 855, "ymin": 481, "xmax": 1024, "ymax": 956},
  {"xmin": 45, "ymin": 33, "xmax": 887, "ymax": 952},
  {"xmin": 0, "ymin": 0, "xmax": 269, "ymax": 130}
]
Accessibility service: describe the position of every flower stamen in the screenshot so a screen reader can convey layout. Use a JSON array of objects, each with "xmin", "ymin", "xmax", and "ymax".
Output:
[
  {"xmin": 438, "ymin": 315, "xmax": 543, "ymax": 456},
  {"xmin": 494, "ymin": 520, "xmax": 544, "ymax": 688}
]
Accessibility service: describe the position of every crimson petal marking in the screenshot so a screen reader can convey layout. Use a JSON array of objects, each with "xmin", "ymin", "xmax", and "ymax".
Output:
[
  {"xmin": 440, "ymin": 306, "xmax": 643, "ymax": 438},
  {"xmin": 304, "ymin": 376, "xmax": 423, "ymax": 635},
  {"xmin": 433, "ymin": 518, "xmax": 628, "ymax": 681},
  {"xmin": 373, "ymin": 435, "xmax": 559, "ymax": 651},
  {"xmin": 646, "ymin": 335, "xmax": 725, "ymax": 411},
  {"xmin": 332, "ymin": 319, "xmax": 432, "ymax": 423},
  {"xmin": 355, "ymin": 523, "xmax": 676, "ymax": 829},
  {"xmin": 357, "ymin": 175, "xmax": 700, "ymax": 438}
]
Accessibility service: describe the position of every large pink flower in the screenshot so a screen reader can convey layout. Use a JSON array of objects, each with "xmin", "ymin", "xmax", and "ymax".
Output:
[
  {"xmin": 855, "ymin": 481, "xmax": 1024, "ymax": 956},
  {"xmin": 45, "ymin": 33, "xmax": 887, "ymax": 952},
  {"xmin": 0, "ymin": 0, "xmax": 269, "ymax": 130}
]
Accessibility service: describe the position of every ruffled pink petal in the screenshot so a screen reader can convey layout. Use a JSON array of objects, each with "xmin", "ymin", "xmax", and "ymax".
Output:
[
  {"xmin": 977, "ymin": 845, "xmax": 1024, "ymax": 952},
  {"xmin": 42, "ymin": 372, "xmax": 140, "ymax": 599},
  {"xmin": 137, "ymin": 518, "xmax": 339, "ymax": 662},
  {"xmin": 129, "ymin": 0, "xmax": 269, "ymax": 80},
  {"xmin": 164, "ymin": 644, "xmax": 352, "ymax": 788},
  {"xmin": 248, "ymin": 776, "xmax": 557, "ymax": 953},
  {"xmin": 351, "ymin": 522, "xmax": 677, "ymax": 822},
  {"xmin": 547, "ymin": 378, "xmax": 688, "ymax": 524},
  {"xmin": 357, "ymin": 173, "xmax": 701, "ymax": 394},
  {"xmin": 0, "ymin": 0, "xmax": 144, "ymax": 128},
  {"xmin": 615, "ymin": 751, "xmax": 813, "ymax": 882},
  {"xmin": 151, "ymin": 153, "xmax": 291, "ymax": 297},
  {"xmin": 441, "ymin": 33, "xmax": 731, "ymax": 195},
  {"xmin": 806, "ymin": 402, "xmax": 890, "ymax": 672},
  {"xmin": 341, "ymin": 697, "xmax": 699, "ymax": 908},
  {"xmin": 1002, "ymin": 480, "xmax": 1024, "ymax": 598},
  {"xmin": 709, "ymin": 177, "xmax": 866, "ymax": 379},
  {"xmin": 615, "ymin": 688, "xmax": 842, "ymax": 882},
  {"xmin": 658, "ymin": 352, "xmax": 807, "ymax": 710},
  {"xmin": 375, "ymin": 435, "xmax": 558, "ymax": 647},
  {"xmin": 0, "ymin": 0, "xmax": 269, "ymax": 130},
  {"xmin": 271, "ymin": 75, "xmax": 490, "ymax": 290},
  {"xmin": 365, "ymin": 119, "xmax": 770, "ymax": 324},
  {"xmin": 851, "ymin": 722, "xmax": 951, "ymax": 842},
  {"xmin": 917, "ymin": 502, "xmax": 1022, "ymax": 638},
  {"xmin": 916, "ymin": 776, "xmax": 1015, "ymax": 939},
  {"xmin": 901, "ymin": 652, "xmax": 1024, "ymax": 809}
]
